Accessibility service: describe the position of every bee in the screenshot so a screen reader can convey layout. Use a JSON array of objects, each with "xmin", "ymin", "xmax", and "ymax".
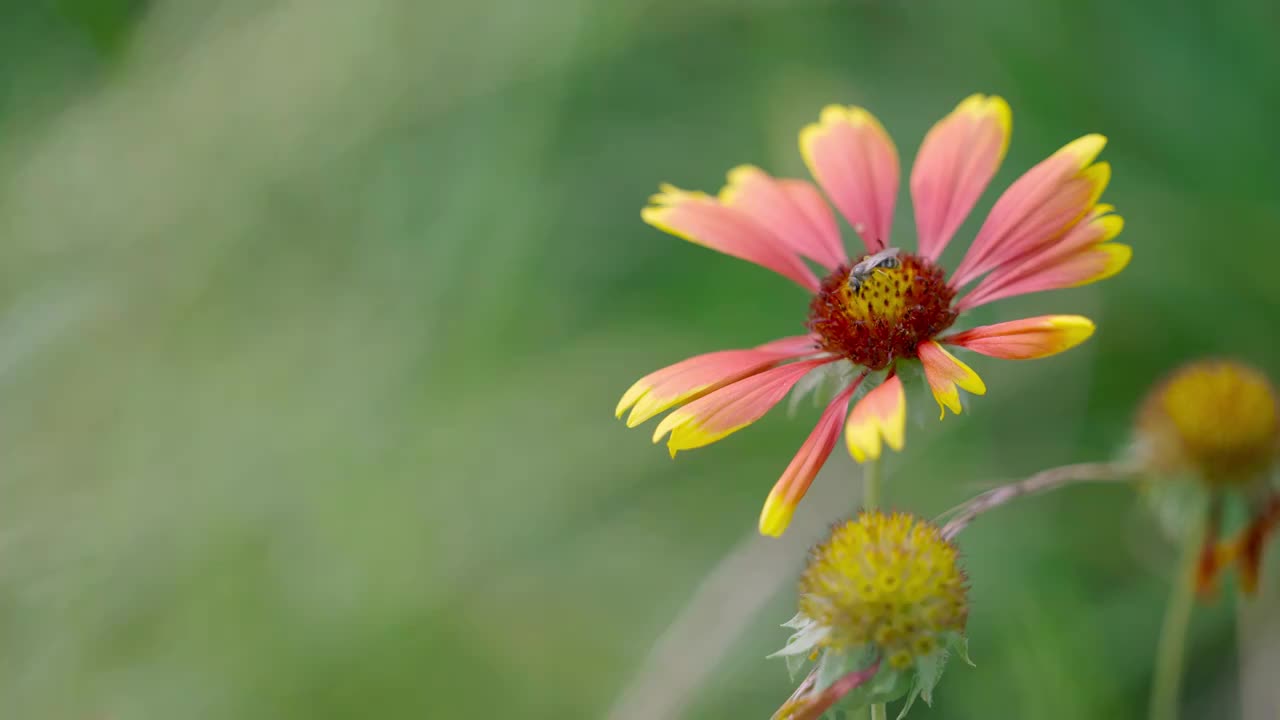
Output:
[{"xmin": 848, "ymin": 248, "xmax": 901, "ymax": 293}]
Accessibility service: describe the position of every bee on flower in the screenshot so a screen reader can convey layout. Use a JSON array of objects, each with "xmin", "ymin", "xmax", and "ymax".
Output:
[
  {"xmin": 1133, "ymin": 359, "xmax": 1280, "ymax": 595},
  {"xmin": 616, "ymin": 95, "xmax": 1131, "ymax": 536},
  {"xmin": 771, "ymin": 512, "xmax": 970, "ymax": 718}
]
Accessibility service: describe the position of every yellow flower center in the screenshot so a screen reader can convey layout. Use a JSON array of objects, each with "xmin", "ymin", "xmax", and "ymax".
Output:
[
  {"xmin": 1138, "ymin": 360, "xmax": 1280, "ymax": 485},
  {"xmin": 798, "ymin": 512, "xmax": 967, "ymax": 670}
]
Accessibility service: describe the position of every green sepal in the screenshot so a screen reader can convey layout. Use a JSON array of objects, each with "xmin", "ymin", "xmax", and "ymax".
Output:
[
  {"xmin": 769, "ymin": 615, "xmax": 828, "ymax": 659},
  {"xmin": 769, "ymin": 613, "xmax": 827, "ymax": 682},
  {"xmin": 891, "ymin": 649, "xmax": 945, "ymax": 719},
  {"xmin": 1141, "ymin": 474, "xmax": 1208, "ymax": 542},
  {"xmin": 785, "ymin": 651, "xmax": 810, "ymax": 682},
  {"xmin": 895, "ymin": 686, "xmax": 921, "ymax": 720},
  {"xmin": 893, "ymin": 635, "xmax": 974, "ymax": 719},
  {"xmin": 915, "ymin": 651, "xmax": 946, "ymax": 705},
  {"xmin": 945, "ymin": 632, "xmax": 975, "ymax": 667},
  {"xmin": 812, "ymin": 646, "xmax": 911, "ymax": 716},
  {"xmin": 787, "ymin": 362, "xmax": 862, "ymax": 416},
  {"xmin": 781, "ymin": 612, "xmax": 810, "ymax": 630},
  {"xmin": 892, "ymin": 358, "xmax": 946, "ymax": 426}
]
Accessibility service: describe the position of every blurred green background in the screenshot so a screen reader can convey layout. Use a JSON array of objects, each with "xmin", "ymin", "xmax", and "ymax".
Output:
[{"xmin": 1, "ymin": 1, "xmax": 1278, "ymax": 718}]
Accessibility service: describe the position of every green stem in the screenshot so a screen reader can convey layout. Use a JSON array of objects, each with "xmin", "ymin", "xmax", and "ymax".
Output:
[
  {"xmin": 864, "ymin": 456, "xmax": 886, "ymax": 720},
  {"xmin": 1149, "ymin": 526, "xmax": 1203, "ymax": 720},
  {"xmin": 863, "ymin": 455, "xmax": 882, "ymax": 511}
]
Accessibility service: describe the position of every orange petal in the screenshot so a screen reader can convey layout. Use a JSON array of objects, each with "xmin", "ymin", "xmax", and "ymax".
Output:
[
  {"xmin": 616, "ymin": 336, "xmax": 817, "ymax": 427},
  {"xmin": 654, "ymin": 358, "xmax": 834, "ymax": 457},
  {"xmin": 951, "ymin": 134, "xmax": 1110, "ymax": 288},
  {"xmin": 912, "ymin": 94, "xmax": 1011, "ymax": 261},
  {"xmin": 943, "ymin": 315, "xmax": 1095, "ymax": 360},
  {"xmin": 719, "ymin": 166, "xmax": 848, "ymax": 271},
  {"xmin": 642, "ymin": 184, "xmax": 820, "ymax": 291},
  {"xmin": 917, "ymin": 341, "xmax": 987, "ymax": 419},
  {"xmin": 759, "ymin": 379, "xmax": 861, "ymax": 537},
  {"xmin": 844, "ymin": 374, "xmax": 907, "ymax": 463},
  {"xmin": 958, "ymin": 207, "xmax": 1127, "ymax": 310},
  {"xmin": 799, "ymin": 105, "xmax": 900, "ymax": 253}
]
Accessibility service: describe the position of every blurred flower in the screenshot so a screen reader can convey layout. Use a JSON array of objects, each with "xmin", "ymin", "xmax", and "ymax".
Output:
[
  {"xmin": 1136, "ymin": 360, "xmax": 1279, "ymax": 485},
  {"xmin": 771, "ymin": 512, "xmax": 970, "ymax": 716},
  {"xmin": 1134, "ymin": 359, "xmax": 1280, "ymax": 594},
  {"xmin": 617, "ymin": 95, "xmax": 1129, "ymax": 535}
]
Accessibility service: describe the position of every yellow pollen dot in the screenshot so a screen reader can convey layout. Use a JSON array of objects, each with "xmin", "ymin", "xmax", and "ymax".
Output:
[
  {"xmin": 874, "ymin": 625, "xmax": 897, "ymax": 646},
  {"xmin": 913, "ymin": 635, "xmax": 937, "ymax": 656},
  {"xmin": 889, "ymin": 649, "xmax": 914, "ymax": 671},
  {"xmin": 1136, "ymin": 360, "xmax": 1280, "ymax": 486},
  {"xmin": 798, "ymin": 512, "xmax": 968, "ymax": 664}
]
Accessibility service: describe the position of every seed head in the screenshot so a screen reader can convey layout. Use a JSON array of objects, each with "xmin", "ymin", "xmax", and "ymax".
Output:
[
  {"xmin": 799, "ymin": 512, "xmax": 967, "ymax": 670},
  {"xmin": 1135, "ymin": 360, "xmax": 1279, "ymax": 486}
]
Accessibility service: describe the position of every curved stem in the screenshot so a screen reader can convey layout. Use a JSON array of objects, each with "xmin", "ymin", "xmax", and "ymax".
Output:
[
  {"xmin": 870, "ymin": 702, "xmax": 888, "ymax": 720},
  {"xmin": 938, "ymin": 461, "xmax": 1137, "ymax": 540},
  {"xmin": 1149, "ymin": 525, "xmax": 1204, "ymax": 720}
]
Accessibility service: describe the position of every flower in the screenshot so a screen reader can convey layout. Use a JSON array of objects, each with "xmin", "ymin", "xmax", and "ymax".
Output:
[
  {"xmin": 1134, "ymin": 359, "xmax": 1280, "ymax": 594},
  {"xmin": 1136, "ymin": 360, "xmax": 1279, "ymax": 485},
  {"xmin": 801, "ymin": 512, "xmax": 968, "ymax": 669},
  {"xmin": 617, "ymin": 95, "xmax": 1130, "ymax": 536},
  {"xmin": 771, "ymin": 512, "xmax": 970, "ymax": 716}
]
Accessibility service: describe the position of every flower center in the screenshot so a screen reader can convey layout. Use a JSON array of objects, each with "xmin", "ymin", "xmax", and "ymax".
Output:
[{"xmin": 806, "ymin": 251, "xmax": 958, "ymax": 370}]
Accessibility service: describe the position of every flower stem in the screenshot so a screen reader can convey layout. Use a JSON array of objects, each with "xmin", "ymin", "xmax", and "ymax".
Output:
[
  {"xmin": 863, "ymin": 456, "xmax": 886, "ymax": 720},
  {"xmin": 1149, "ymin": 524, "xmax": 1203, "ymax": 720},
  {"xmin": 863, "ymin": 456, "xmax": 882, "ymax": 511},
  {"xmin": 937, "ymin": 460, "xmax": 1136, "ymax": 540}
]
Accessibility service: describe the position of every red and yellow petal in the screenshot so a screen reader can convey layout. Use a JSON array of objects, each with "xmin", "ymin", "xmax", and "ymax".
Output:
[
  {"xmin": 959, "ymin": 206, "xmax": 1128, "ymax": 310},
  {"xmin": 961, "ymin": 244, "xmax": 1131, "ymax": 311},
  {"xmin": 800, "ymin": 105, "xmax": 900, "ymax": 253},
  {"xmin": 615, "ymin": 336, "xmax": 818, "ymax": 427},
  {"xmin": 952, "ymin": 134, "xmax": 1110, "ymax": 289},
  {"xmin": 642, "ymin": 184, "xmax": 820, "ymax": 291},
  {"xmin": 943, "ymin": 315, "xmax": 1095, "ymax": 360},
  {"xmin": 844, "ymin": 374, "xmax": 907, "ymax": 463},
  {"xmin": 719, "ymin": 165, "xmax": 848, "ymax": 271},
  {"xmin": 653, "ymin": 358, "xmax": 834, "ymax": 457},
  {"xmin": 911, "ymin": 94, "xmax": 1012, "ymax": 261},
  {"xmin": 917, "ymin": 341, "xmax": 987, "ymax": 419},
  {"xmin": 758, "ymin": 380, "xmax": 861, "ymax": 537}
]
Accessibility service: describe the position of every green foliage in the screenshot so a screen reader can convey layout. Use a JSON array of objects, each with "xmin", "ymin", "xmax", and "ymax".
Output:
[{"xmin": 0, "ymin": 1, "xmax": 1274, "ymax": 719}]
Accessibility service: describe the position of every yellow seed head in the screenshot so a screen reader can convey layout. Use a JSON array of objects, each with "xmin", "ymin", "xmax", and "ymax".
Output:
[
  {"xmin": 1136, "ymin": 360, "xmax": 1280, "ymax": 486},
  {"xmin": 798, "ymin": 512, "xmax": 967, "ymax": 666}
]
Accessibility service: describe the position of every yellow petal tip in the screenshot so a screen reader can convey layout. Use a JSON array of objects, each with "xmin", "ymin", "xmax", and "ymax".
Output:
[
  {"xmin": 1061, "ymin": 134, "xmax": 1108, "ymax": 166},
  {"xmin": 759, "ymin": 501, "xmax": 795, "ymax": 538}
]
